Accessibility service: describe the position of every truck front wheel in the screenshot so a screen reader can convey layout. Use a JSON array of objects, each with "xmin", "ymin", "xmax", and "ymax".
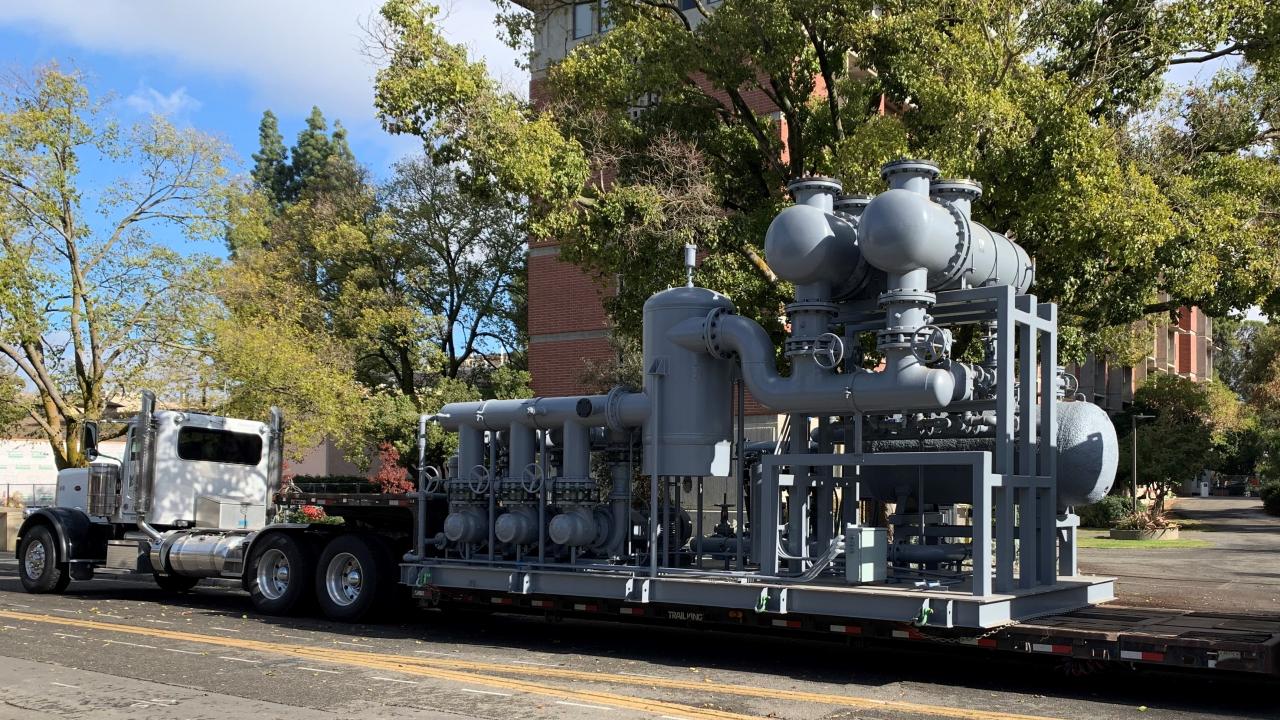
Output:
[
  {"xmin": 18, "ymin": 526, "xmax": 70, "ymax": 594},
  {"xmin": 315, "ymin": 534, "xmax": 393, "ymax": 622},
  {"xmin": 248, "ymin": 533, "xmax": 315, "ymax": 615}
]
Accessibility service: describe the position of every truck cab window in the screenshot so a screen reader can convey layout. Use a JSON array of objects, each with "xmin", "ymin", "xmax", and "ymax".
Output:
[{"xmin": 176, "ymin": 427, "xmax": 263, "ymax": 466}]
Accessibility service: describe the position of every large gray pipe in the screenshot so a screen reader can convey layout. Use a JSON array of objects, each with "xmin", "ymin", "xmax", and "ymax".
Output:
[
  {"xmin": 670, "ymin": 312, "xmax": 955, "ymax": 414},
  {"xmin": 435, "ymin": 393, "xmax": 648, "ymax": 432}
]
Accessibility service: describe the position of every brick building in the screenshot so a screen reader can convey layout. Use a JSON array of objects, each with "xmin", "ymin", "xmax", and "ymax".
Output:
[{"xmin": 1066, "ymin": 302, "xmax": 1215, "ymax": 413}]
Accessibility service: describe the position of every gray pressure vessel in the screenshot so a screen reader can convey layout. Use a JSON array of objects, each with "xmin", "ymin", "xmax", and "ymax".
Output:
[
  {"xmin": 642, "ymin": 287, "xmax": 735, "ymax": 476},
  {"xmin": 859, "ymin": 181, "xmax": 1034, "ymax": 292},
  {"xmin": 763, "ymin": 185, "xmax": 861, "ymax": 289},
  {"xmin": 849, "ymin": 401, "xmax": 1118, "ymax": 508}
]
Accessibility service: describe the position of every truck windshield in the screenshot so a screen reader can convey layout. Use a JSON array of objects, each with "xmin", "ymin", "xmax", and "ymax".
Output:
[{"xmin": 176, "ymin": 427, "xmax": 263, "ymax": 466}]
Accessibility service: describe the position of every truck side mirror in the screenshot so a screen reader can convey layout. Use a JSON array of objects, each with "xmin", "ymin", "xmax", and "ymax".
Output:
[{"xmin": 83, "ymin": 421, "xmax": 100, "ymax": 461}]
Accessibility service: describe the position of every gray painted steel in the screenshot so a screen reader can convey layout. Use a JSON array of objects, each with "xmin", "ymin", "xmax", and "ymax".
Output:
[{"xmin": 412, "ymin": 158, "xmax": 1119, "ymax": 629}]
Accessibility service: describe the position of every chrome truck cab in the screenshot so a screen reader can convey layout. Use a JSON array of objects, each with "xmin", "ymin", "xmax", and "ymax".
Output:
[
  {"xmin": 16, "ymin": 391, "xmax": 408, "ymax": 622},
  {"xmin": 15, "ymin": 391, "xmax": 285, "ymax": 596}
]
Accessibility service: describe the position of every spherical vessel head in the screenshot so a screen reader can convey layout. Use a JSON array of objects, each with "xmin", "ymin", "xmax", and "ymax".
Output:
[
  {"xmin": 858, "ymin": 188, "xmax": 959, "ymax": 276},
  {"xmin": 763, "ymin": 204, "xmax": 861, "ymax": 286},
  {"xmin": 1056, "ymin": 400, "xmax": 1119, "ymax": 508}
]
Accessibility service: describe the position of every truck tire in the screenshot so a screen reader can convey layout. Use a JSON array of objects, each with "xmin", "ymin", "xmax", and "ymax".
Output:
[
  {"xmin": 248, "ymin": 533, "xmax": 315, "ymax": 616},
  {"xmin": 315, "ymin": 534, "xmax": 393, "ymax": 622},
  {"xmin": 18, "ymin": 525, "xmax": 71, "ymax": 594},
  {"xmin": 153, "ymin": 573, "xmax": 200, "ymax": 593}
]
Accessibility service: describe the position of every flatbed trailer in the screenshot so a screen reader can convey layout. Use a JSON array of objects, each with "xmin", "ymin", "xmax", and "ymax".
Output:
[
  {"xmin": 423, "ymin": 587, "xmax": 1280, "ymax": 678},
  {"xmin": 288, "ymin": 484, "xmax": 1280, "ymax": 677}
]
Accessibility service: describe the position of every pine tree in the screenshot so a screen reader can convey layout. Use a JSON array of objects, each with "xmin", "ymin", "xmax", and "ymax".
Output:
[
  {"xmin": 288, "ymin": 106, "xmax": 334, "ymax": 199},
  {"xmin": 250, "ymin": 110, "xmax": 289, "ymax": 204}
]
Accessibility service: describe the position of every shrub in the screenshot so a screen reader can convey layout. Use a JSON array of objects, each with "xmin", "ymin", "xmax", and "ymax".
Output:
[
  {"xmin": 371, "ymin": 442, "xmax": 415, "ymax": 494},
  {"xmin": 277, "ymin": 505, "xmax": 343, "ymax": 525},
  {"xmin": 1261, "ymin": 481, "xmax": 1280, "ymax": 516},
  {"xmin": 1077, "ymin": 495, "xmax": 1134, "ymax": 528}
]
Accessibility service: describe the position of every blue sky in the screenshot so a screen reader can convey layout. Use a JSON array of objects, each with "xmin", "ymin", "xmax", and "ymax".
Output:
[{"xmin": 0, "ymin": 1, "xmax": 528, "ymax": 185}]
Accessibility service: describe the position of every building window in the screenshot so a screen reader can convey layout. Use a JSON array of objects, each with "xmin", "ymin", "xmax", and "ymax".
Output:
[
  {"xmin": 177, "ymin": 427, "xmax": 263, "ymax": 466},
  {"xmin": 574, "ymin": 0, "xmax": 617, "ymax": 39},
  {"xmin": 573, "ymin": 2, "xmax": 595, "ymax": 39},
  {"xmin": 601, "ymin": 0, "xmax": 616, "ymax": 32}
]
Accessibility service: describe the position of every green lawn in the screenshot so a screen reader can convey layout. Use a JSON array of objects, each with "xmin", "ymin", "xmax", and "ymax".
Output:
[{"xmin": 1076, "ymin": 533, "xmax": 1212, "ymax": 550}]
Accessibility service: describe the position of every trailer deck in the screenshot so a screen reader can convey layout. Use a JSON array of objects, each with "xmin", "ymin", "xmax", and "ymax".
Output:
[{"xmin": 423, "ymin": 587, "xmax": 1280, "ymax": 677}]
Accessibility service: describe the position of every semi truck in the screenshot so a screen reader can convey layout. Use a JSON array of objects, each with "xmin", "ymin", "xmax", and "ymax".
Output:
[
  {"xmin": 16, "ymin": 390, "xmax": 415, "ymax": 621},
  {"xmin": 15, "ymin": 159, "xmax": 1280, "ymax": 677}
]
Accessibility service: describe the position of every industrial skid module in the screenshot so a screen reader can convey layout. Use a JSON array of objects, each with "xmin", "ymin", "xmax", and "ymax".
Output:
[{"xmin": 411, "ymin": 159, "xmax": 1119, "ymax": 629}]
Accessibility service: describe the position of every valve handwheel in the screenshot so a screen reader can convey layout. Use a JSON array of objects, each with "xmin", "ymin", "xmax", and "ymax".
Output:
[
  {"xmin": 467, "ymin": 465, "xmax": 491, "ymax": 495},
  {"xmin": 911, "ymin": 325, "xmax": 952, "ymax": 366},
  {"xmin": 422, "ymin": 465, "xmax": 443, "ymax": 494},
  {"xmin": 521, "ymin": 463, "xmax": 545, "ymax": 494},
  {"xmin": 812, "ymin": 332, "xmax": 845, "ymax": 370}
]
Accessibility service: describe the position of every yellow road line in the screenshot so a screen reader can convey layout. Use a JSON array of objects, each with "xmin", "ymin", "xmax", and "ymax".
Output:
[
  {"xmin": 0, "ymin": 610, "xmax": 746, "ymax": 720},
  {"xmin": 0, "ymin": 609, "xmax": 1061, "ymax": 720}
]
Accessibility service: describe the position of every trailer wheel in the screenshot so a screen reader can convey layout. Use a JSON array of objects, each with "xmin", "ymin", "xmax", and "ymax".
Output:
[
  {"xmin": 315, "ymin": 534, "xmax": 392, "ymax": 622},
  {"xmin": 248, "ymin": 533, "xmax": 315, "ymax": 616},
  {"xmin": 153, "ymin": 573, "xmax": 200, "ymax": 593},
  {"xmin": 18, "ymin": 526, "xmax": 70, "ymax": 594}
]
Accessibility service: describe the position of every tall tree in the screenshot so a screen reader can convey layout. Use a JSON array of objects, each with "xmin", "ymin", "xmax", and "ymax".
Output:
[
  {"xmin": 0, "ymin": 65, "xmax": 228, "ymax": 468},
  {"xmin": 383, "ymin": 155, "xmax": 527, "ymax": 379},
  {"xmin": 375, "ymin": 0, "xmax": 1280, "ymax": 359},
  {"xmin": 250, "ymin": 109, "xmax": 290, "ymax": 205}
]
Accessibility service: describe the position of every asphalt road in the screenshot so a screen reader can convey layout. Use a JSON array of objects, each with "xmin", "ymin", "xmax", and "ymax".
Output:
[
  {"xmin": 0, "ymin": 561, "xmax": 1275, "ymax": 720},
  {"xmin": 1078, "ymin": 496, "xmax": 1280, "ymax": 613}
]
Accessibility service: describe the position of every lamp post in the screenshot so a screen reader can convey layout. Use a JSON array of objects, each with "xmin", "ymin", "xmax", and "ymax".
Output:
[{"xmin": 1131, "ymin": 413, "xmax": 1156, "ymax": 504}]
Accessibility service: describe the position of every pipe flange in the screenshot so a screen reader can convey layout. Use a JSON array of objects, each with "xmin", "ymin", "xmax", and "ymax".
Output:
[
  {"xmin": 784, "ymin": 300, "xmax": 838, "ymax": 316},
  {"xmin": 787, "ymin": 176, "xmax": 843, "ymax": 197},
  {"xmin": 880, "ymin": 158, "xmax": 940, "ymax": 182},
  {"xmin": 833, "ymin": 194, "xmax": 872, "ymax": 218},
  {"xmin": 783, "ymin": 337, "xmax": 815, "ymax": 357},
  {"xmin": 704, "ymin": 306, "xmax": 734, "ymax": 360},
  {"xmin": 929, "ymin": 198, "xmax": 972, "ymax": 289},
  {"xmin": 876, "ymin": 325, "xmax": 918, "ymax": 350},
  {"xmin": 931, "ymin": 178, "xmax": 983, "ymax": 204},
  {"xmin": 604, "ymin": 385, "xmax": 630, "ymax": 432},
  {"xmin": 876, "ymin": 287, "xmax": 935, "ymax": 309}
]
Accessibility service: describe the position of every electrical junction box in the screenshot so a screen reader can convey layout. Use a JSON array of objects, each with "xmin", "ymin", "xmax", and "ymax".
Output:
[
  {"xmin": 195, "ymin": 495, "xmax": 265, "ymax": 530},
  {"xmin": 845, "ymin": 526, "xmax": 887, "ymax": 584}
]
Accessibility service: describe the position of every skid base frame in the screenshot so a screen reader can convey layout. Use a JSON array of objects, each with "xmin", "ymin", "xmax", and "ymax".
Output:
[{"xmin": 403, "ymin": 562, "xmax": 1114, "ymax": 629}]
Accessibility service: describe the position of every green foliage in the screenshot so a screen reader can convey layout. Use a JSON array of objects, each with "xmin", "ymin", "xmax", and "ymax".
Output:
[
  {"xmin": 221, "ymin": 104, "xmax": 531, "ymax": 462},
  {"xmin": 0, "ymin": 64, "xmax": 229, "ymax": 468},
  {"xmin": 378, "ymin": 0, "xmax": 1280, "ymax": 355},
  {"xmin": 251, "ymin": 110, "xmax": 290, "ymax": 205},
  {"xmin": 1122, "ymin": 373, "xmax": 1247, "ymax": 511},
  {"xmin": 1077, "ymin": 495, "xmax": 1136, "ymax": 529},
  {"xmin": 1260, "ymin": 481, "xmax": 1280, "ymax": 516}
]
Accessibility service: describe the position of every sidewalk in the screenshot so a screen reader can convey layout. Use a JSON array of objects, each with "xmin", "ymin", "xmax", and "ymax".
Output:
[{"xmin": 1078, "ymin": 496, "xmax": 1280, "ymax": 613}]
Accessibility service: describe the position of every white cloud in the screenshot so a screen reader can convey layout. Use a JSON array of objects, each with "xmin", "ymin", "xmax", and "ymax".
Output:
[
  {"xmin": 124, "ymin": 85, "xmax": 201, "ymax": 117},
  {"xmin": 0, "ymin": 0, "xmax": 529, "ymax": 156}
]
